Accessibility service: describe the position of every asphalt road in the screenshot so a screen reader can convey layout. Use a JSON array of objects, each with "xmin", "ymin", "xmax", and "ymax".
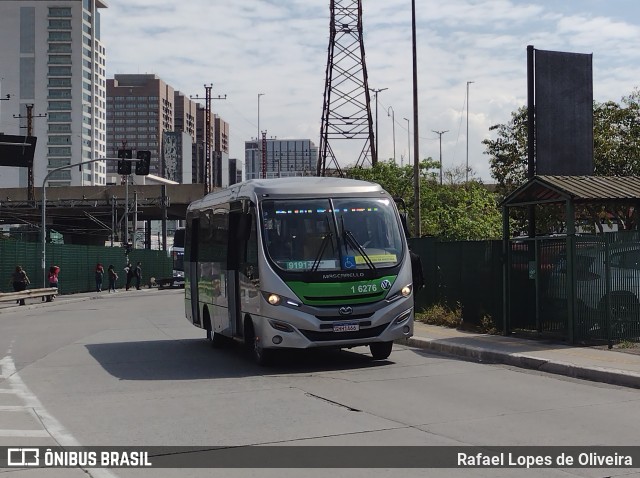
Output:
[{"xmin": 1, "ymin": 289, "xmax": 640, "ymax": 478}]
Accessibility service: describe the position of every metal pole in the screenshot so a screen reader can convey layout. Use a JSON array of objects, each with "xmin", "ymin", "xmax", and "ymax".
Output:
[
  {"xmin": 387, "ymin": 106, "xmax": 396, "ymax": 164},
  {"xmin": 466, "ymin": 81, "xmax": 474, "ymax": 182},
  {"xmin": 403, "ymin": 118, "xmax": 410, "ymax": 168},
  {"xmin": 133, "ymin": 190, "xmax": 138, "ymax": 249},
  {"xmin": 161, "ymin": 185, "xmax": 168, "ymax": 252},
  {"xmin": 258, "ymin": 93, "xmax": 264, "ymax": 179},
  {"xmin": 111, "ymin": 195, "xmax": 115, "ymax": 247},
  {"xmin": 369, "ymin": 88, "xmax": 387, "ymax": 164},
  {"xmin": 125, "ymin": 175, "xmax": 129, "ymax": 246},
  {"xmin": 411, "ymin": 0, "xmax": 421, "ymax": 237},
  {"xmin": 432, "ymin": 130, "xmax": 449, "ymax": 185}
]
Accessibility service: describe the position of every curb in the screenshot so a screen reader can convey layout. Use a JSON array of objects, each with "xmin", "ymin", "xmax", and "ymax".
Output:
[{"xmin": 405, "ymin": 336, "xmax": 640, "ymax": 390}]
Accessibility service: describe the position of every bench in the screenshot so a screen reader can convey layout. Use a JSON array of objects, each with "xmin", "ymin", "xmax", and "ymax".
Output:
[{"xmin": 0, "ymin": 287, "xmax": 58, "ymax": 304}]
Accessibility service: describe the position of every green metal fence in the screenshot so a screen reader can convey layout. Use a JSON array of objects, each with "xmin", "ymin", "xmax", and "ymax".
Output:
[
  {"xmin": 509, "ymin": 231, "xmax": 640, "ymax": 344},
  {"xmin": 409, "ymin": 238, "xmax": 504, "ymax": 326},
  {"xmin": 1, "ymin": 240, "xmax": 172, "ymax": 294}
]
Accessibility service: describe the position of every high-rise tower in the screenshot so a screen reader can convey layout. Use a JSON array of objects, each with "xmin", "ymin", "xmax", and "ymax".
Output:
[
  {"xmin": 317, "ymin": 0, "xmax": 375, "ymax": 176},
  {"xmin": 0, "ymin": 0, "xmax": 107, "ymax": 188}
]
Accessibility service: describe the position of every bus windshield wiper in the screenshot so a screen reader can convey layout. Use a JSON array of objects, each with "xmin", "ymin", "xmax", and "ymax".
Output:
[
  {"xmin": 311, "ymin": 232, "xmax": 333, "ymax": 272},
  {"xmin": 340, "ymin": 217, "xmax": 375, "ymax": 270}
]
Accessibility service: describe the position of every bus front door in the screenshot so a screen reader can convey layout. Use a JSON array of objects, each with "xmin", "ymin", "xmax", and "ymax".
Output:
[{"xmin": 188, "ymin": 217, "xmax": 200, "ymax": 326}]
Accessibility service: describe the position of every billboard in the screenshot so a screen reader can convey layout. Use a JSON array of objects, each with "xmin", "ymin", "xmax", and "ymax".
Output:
[
  {"xmin": 534, "ymin": 49, "xmax": 593, "ymax": 176},
  {"xmin": 0, "ymin": 135, "xmax": 37, "ymax": 167}
]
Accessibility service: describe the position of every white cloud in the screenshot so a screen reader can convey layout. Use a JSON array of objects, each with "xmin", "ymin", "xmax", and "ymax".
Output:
[{"xmin": 102, "ymin": 0, "xmax": 640, "ymax": 182}]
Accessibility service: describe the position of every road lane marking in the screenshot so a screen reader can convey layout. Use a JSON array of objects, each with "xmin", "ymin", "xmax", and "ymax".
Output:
[{"xmin": 0, "ymin": 355, "xmax": 120, "ymax": 478}]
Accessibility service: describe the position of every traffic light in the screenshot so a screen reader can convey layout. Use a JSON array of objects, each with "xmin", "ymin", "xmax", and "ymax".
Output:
[
  {"xmin": 117, "ymin": 149, "xmax": 132, "ymax": 175},
  {"xmin": 135, "ymin": 150, "xmax": 151, "ymax": 175}
]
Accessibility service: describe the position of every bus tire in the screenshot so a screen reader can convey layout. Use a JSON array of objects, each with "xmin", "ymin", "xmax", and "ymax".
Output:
[
  {"xmin": 253, "ymin": 337, "xmax": 274, "ymax": 366},
  {"xmin": 370, "ymin": 341, "xmax": 393, "ymax": 360}
]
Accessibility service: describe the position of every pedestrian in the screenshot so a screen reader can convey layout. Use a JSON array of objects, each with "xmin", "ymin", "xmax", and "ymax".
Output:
[
  {"xmin": 95, "ymin": 263, "xmax": 104, "ymax": 292},
  {"xmin": 47, "ymin": 265, "xmax": 60, "ymax": 302},
  {"xmin": 134, "ymin": 261, "xmax": 142, "ymax": 290},
  {"xmin": 125, "ymin": 262, "xmax": 133, "ymax": 291},
  {"xmin": 107, "ymin": 264, "xmax": 118, "ymax": 292},
  {"xmin": 9, "ymin": 265, "xmax": 30, "ymax": 306}
]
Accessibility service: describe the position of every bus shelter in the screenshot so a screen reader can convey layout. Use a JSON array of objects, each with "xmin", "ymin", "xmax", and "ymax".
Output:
[{"xmin": 501, "ymin": 175, "xmax": 640, "ymax": 344}]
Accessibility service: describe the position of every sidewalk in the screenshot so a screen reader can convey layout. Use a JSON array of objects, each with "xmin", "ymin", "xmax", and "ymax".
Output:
[
  {"xmin": 3, "ymin": 293, "xmax": 640, "ymax": 389},
  {"xmin": 408, "ymin": 321, "xmax": 640, "ymax": 389}
]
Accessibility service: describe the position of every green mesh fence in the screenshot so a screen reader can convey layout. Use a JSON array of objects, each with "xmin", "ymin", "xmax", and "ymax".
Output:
[
  {"xmin": 409, "ymin": 238, "xmax": 503, "ymax": 326},
  {"xmin": 1, "ymin": 240, "xmax": 172, "ymax": 295}
]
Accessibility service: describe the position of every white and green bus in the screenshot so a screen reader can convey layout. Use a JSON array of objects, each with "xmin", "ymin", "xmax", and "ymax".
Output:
[{"xmin": 184, "ymin": 177, "xmax": 415, "ymax": 364}]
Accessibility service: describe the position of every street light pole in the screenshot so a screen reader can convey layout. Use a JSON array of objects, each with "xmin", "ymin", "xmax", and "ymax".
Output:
[
  {"xmin": 369, "ymin": 87, "xmax": 387, "ymax": 165},
  {"xmin": 466, "ymin": 81, "xmax": 474, "ymax": 182},
  {"xmin": 432, "ymin": 130, "xmax": 449, "ymax": 185},
  {"xmin": 258, "ymin": 93, "xmax": 265, "ymax": 178},
  {"xmin": 403, "ymin": 117, "xmax": 410, "ymax": 168},
  {"xmin": 41, "ymin": 157, "xmax": 119, "ymax": 287},
  {"xmin": 387, "ymin": 106, "xmax": 396, "ymax": 164}
]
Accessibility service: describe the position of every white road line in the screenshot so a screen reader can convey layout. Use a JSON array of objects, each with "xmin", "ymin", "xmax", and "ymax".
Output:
[{"xmin": 0, "ymin": 355, "xmax": 120, "ymax": 478}]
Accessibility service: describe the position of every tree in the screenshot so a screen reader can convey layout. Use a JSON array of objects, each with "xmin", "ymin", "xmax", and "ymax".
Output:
[
  {"xmin": 483, "ymin": 88, "xmax": 640, "ymax": 232},
  {"xmin": 345, "ymin": 160, "xmax": 502, "ymax": 240}
]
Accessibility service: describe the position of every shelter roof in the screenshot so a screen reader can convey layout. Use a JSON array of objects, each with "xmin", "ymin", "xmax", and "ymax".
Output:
[{"xmin": 502, "ymin": 176, "xmax": 640, "ymax": 207}]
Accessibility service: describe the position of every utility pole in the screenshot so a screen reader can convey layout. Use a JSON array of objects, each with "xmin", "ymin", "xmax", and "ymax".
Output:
[
  {"xmin": 191, "ymin": 85, "xmax": 226, "ymax": 193},
  {"xmin": 466, "ymin": 81, "xmax": 474, "ymax": 182},
  {"xmin": 387, "ymin": 106, "xmax": 396, "ymax": 163},
  {"xmin": 432, "ymin": 130, "xmax": 449, "ymax": 185},
  {"xmin": 369, "ymin": 87, "xmax": 388, "ymax": 165},
  {"xmin": 403, "ymin": 117, "xmax": 410, "ymax": 168},
  {"xmin": 13, "ymin": 104, "xmax": 46, "ymax": 201},
  {"xmin": 411, "ymin": 0, "xmax": 421, "ymax": 237}
]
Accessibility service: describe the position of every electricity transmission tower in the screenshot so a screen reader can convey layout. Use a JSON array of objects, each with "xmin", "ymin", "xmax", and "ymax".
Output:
[{"xmin": 317, "ymin": 0, "xmax": 375, "ymax": 177}]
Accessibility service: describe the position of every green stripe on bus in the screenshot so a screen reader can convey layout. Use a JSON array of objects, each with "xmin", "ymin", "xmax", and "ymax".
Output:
[{"xmin": 287, "ymin": 275, "xmax": 398, "ymax": 306}]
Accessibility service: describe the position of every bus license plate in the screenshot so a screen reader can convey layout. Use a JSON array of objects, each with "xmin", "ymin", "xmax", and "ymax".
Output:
[{"xmin": 333, "ymin": 322, "xmax": 359, "ymax": 332}]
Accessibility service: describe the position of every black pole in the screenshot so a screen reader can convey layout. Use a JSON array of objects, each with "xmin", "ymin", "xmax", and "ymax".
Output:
[
  {"xmin": 411, "ymin": 0, "xmax": 421, "ymax": 238},
  {"xmin": 527, "ymin": 45, "xmax": 536, "ymax": 238},
  {"xmin": 161, "ymin": 185, "xmax": 168, "ymax": 252}
]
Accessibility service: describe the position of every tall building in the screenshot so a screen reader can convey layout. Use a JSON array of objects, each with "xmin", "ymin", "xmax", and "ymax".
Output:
[
  {"xmin": 0, "ymin": 0, "xmax": 108, "ymax": 188},
  {"xmin": 214, "ymin": 114, "xmax": 229, "ymax": 187},
  {"xmin": 106, "ymin": 74, "xmax": 180, "ymax": 177},
  {"xmin": 245, "ymin": 139, "xmax": 318, "ymax": 180}
]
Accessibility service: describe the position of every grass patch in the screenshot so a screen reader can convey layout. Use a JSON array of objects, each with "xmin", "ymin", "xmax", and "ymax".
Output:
[{"xmin": 415, "ymin": 303, "xmax": 462, "ymax": 328}]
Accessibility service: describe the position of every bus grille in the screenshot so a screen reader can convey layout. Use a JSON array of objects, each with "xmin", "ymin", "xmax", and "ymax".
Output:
[
  {"xmin": 298, "ymin": 323, "xmax": 389, "ymax": 342},
  {"xmin": 314, "ymin": 312, "xmax": 374, "ymax": 322}
]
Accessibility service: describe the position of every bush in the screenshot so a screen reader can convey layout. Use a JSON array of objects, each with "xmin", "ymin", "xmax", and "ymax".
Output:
[
  {"xmin": 415, "ymin": 303, "xmax": 462, "ymax": 328},
  {"xmin": 479, "ymin": 314, "xmax": 499, "ymax": 335}
]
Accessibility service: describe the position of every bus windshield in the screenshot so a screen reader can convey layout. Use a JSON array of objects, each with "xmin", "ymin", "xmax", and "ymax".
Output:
[{"xmin": 261, "ymin": 197, "xmax": 403, "ymax": 272}]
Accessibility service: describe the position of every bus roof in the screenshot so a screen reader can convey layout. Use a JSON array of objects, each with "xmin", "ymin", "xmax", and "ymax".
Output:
[{"xmin": 188, "ymin": 177, "xmax": 388, "ymax": 211}]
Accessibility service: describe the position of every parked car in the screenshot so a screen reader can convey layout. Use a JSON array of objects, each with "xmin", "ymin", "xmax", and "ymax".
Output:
[{"xmin": 547, "ymin": 243, "xmax": 640, "ymax": 325}]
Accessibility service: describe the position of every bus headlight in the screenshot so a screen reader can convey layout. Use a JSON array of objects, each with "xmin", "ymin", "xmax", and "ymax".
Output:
[
  {"xmin": 401, "ymin": 285, "xmax": 412, "ymax": 297},
  {"xmin": 261, "ymin": 292, "xmax": 300, "ymax": 308}
]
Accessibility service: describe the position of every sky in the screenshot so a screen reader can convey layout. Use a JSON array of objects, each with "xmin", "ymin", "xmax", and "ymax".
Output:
[{"xmin": 102, "ymin": 0, "xmax": 640, "ymax": 182}]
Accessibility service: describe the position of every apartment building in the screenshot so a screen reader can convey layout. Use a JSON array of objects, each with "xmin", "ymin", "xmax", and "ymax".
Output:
[
  {"xmin": 0, "ymin": 0, "xmax": 108, "ymax": 187},
  {"xmin": 245, "ymin": 138, "xmax": 318, "ymax": 180}
]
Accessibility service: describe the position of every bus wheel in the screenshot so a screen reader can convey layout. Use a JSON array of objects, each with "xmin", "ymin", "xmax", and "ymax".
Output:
[
  {"xmin": 253, "ymin": 337, "xmax": 274, "ymax": 366},
  {"xmin": 370, "ymin": 341, "xmax": 393, "ymax": 360}
]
